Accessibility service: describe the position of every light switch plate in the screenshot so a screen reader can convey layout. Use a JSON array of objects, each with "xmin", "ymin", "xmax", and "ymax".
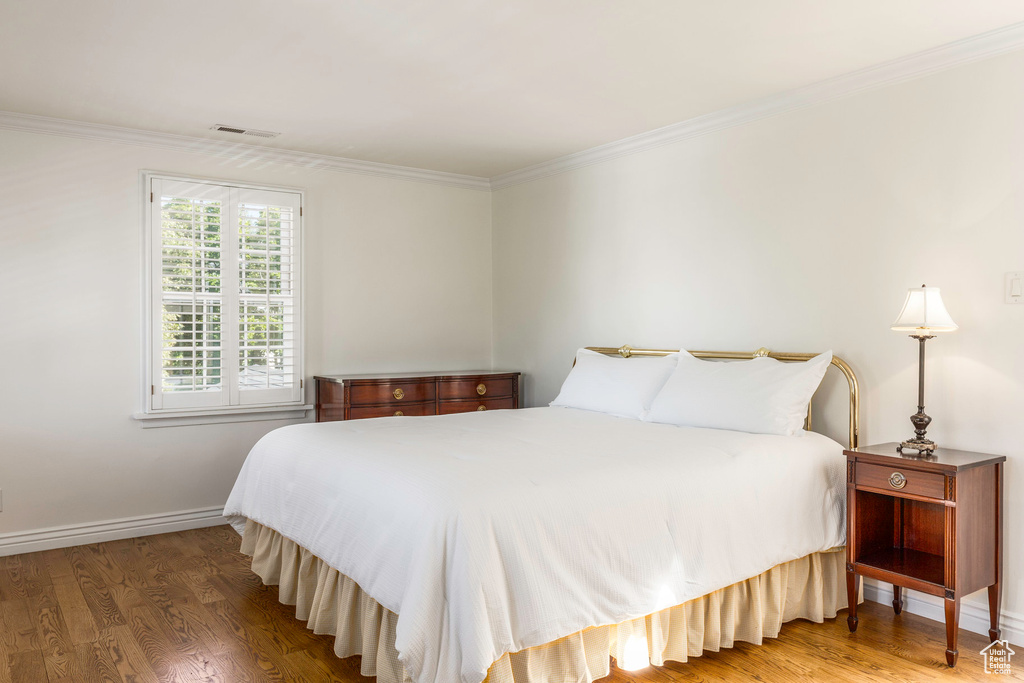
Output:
[{"xmin": 1006, "ymin": 272, "xmax": 1024, "ymax": 304}]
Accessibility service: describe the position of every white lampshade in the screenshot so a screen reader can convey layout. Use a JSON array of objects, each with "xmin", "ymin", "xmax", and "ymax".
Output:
[{"xmin": 891, "ymin": 285, "xmax": 958, "ymax": 333}]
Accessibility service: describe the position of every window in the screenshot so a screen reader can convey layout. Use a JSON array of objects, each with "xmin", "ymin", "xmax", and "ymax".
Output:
[{"xmin": 139, "ymin": 175, "xmax": 304, "ymax": 423}]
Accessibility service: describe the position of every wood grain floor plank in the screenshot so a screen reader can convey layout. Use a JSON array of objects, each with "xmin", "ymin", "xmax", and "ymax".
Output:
[
  {"xmin": 122, "ymin": 536, "xmax": 181, "ymax": 588},
  {"xmin": 159, "ymin": 532, "xmax": 206, "ymax": 559},
  {"xmin": 205, "ymin": 572, "xmax": 329, "ymax": 656},
  {"xmin": 80, "ymin": 543, "xmax": 151, "ymax": 614},
  {"xmin": 0, "ymin": 629, "xmax": 12, "ymax": 683},
  {"xmin": 201, "ymin": 596, "xmax": 305, "ymax": 682},
  {"xmin": 96, "ymin": 625, "xmax": 160, "ymax": 683},
  {"xmin": 109, "ymin": 544, "xmax": 160, "ymax": 594},
  {"xmin": 74, "ymin": 639, "xmax": 123, "ymax": 683},
  {"xmin": 1, "ymin": 553, "xmax": 49, "ymax": 600},
  {"xmin": 121, "ymin": 603, "xmax": 221, "ymax": 683},
  {"xmin": 137, "ymin": 582, "xmax": 221, "ymax": 655},
  {"xmin": 0, "ymin": 566, "xmax": 15, "ymax": 604},
  {"xmin": 178, "ymin": 569, "xmax": 226, "ymax": 605},
  {"xmin": 132, "ymin": 536, "xmax": 226, "ymax": 607},
  {"xmin": 0, "ymin": 599, "xmax": 42, "ymax": 653},
  {"xmin": 50, "ymin": 575, "xmax": 100, "ymax": 645},
  {"xmin": 36, "ymin": 585, "xmax": 84, "ymax": 682},
  {"xmin": 0, "ymin": 600, "xmax": 20, "ymax": 656},
  {"xmin": 38, "ymin": 549, "xmax": 76, "ymax": 582},
  {"xmin": 7, "ymin": 650, "xmax": 47, "ymax": 683},
  {"xmin": 64, "ymin": 545, "xmax": 126, "ymax": 630}
]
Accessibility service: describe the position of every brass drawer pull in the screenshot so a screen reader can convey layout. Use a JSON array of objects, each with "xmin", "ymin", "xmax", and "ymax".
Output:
[
  {"xmin": 394, "ymin": 410, "xmax": 404, "ymax": 417},
  {"xmin": 393, "ymin": 388, "xmax": 405, "ymax": 400},
  {"xmin": 477, "ymin": 383, "xmax": 487, "ymax": 396},
  {"xmin": 889, "ymin": 472, "xmax": 907, "ymax": 490},
  {"xmin": 477, "ymin": 405, "xmax": 487, "ymax": 411}
]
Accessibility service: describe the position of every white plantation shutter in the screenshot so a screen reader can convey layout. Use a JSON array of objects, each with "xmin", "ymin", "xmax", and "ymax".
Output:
[
  {"xmin": 148, "ymin": 178, "xmax": 302, "ymax": 412},
  {"xmin": 236, "ymin": 189, "xmax": 300, "ymax": 405}
]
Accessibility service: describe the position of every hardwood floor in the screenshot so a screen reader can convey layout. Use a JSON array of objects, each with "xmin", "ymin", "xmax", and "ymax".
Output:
[{"xmin": 0, "ymin": 526, "xmax": 1018, "ymax": 682}]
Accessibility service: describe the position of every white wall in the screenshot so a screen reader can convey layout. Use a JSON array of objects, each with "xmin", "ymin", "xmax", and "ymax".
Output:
[
  {"xmin": 0, "ymin": 129, "xmax": 492, "ymax": 539},
  {"xmin": 493, "ymin": 51, "xmax": 1024, "ymax": 631}
]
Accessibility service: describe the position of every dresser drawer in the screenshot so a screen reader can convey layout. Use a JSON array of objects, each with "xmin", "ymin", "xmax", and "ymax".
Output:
[
  {"xmin": 317, "ymin": 405, "xmax": 347, "ymax": 422},
  {"xmin": 349, "ymin": 381, "xmax": 436, "ymax": 405},
  {"xmin": 439, "ymin": 377, "xmax": 514, "ymax": 400},
  {"xmin": 856, "ymin": 462, "xmax": 945, "ymax": 500},
  {"xmin": 348, "ymin": 401, "xmax": 435, "ymax": 419},
  {"xmin": 438, "ymin": 397, "xmax": 516, "ymax": 415},
  {"xmin": 317, "ymin": 380, "xmax": 344, "ymax": 406}
]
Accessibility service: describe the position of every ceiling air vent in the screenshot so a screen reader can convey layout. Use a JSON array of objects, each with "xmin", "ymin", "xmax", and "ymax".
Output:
[{"xmin": 210, "ymin": 124, "xmax": 280, "ymax": 139}]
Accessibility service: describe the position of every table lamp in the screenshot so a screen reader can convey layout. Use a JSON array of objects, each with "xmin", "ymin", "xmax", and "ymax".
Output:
[{"xmin": 891, "ymin": 284, "xmax": 957, "ymax": 454}]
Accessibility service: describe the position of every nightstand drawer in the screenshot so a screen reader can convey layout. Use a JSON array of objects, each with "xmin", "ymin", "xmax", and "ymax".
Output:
[
  {"xmin": 349, "ymin": 381, "xmax": 436, "ymax": 405},
  {"xmin": 856, "ymin": 462, "xmax": 945, "ymax": 500}
]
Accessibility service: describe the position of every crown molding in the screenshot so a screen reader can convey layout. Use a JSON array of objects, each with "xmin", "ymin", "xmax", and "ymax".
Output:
[
  {"xmin": 4, "ymin": 21, "xmax": 1024, "ymax": 193},
  {"xmin": 0, "ymin": 111, "xmax": 491, "ymax": 191},
  {"xmin": 491, "ymin": 21, "xmax": 1024, "ymax": 190}
]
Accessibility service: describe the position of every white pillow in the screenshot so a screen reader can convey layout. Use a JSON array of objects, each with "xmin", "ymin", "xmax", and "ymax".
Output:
[
  {"xmin": 549, "ymin": 349, "xmax": 679, "ymax": 419},
  {"xmin": 645, "ymin": 351, "xmax": 833, "ymax": 436}
]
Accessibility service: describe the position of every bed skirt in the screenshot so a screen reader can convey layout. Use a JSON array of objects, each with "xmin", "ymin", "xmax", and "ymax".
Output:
[{"xmin": 239, "ymin": 519, "xmax": 850, "ymax": 683}]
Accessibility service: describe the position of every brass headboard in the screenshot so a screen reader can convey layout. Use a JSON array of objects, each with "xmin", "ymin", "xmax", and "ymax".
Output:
[{"xmin": 585, "ymin": 345, "xmax": 860, "ymax": 449}]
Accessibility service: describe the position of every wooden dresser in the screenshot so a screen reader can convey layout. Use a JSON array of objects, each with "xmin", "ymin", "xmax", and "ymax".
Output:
[{"xmin": 314, "ymin": 371, "xmax": 521, "ymax": 422}]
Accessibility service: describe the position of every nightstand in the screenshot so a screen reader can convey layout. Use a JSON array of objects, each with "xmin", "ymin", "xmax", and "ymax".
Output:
[{"xmin": 844, "ymin": 443, "xmax": 1004, "ymax": 667}]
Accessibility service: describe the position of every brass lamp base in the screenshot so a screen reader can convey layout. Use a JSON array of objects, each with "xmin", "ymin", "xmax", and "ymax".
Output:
[
  {"xmin": 899, "ymin": 399, "xmax": 936, "ymax": 455},
  {"xmin": 897, "ymin": 438, "xmax": 936, "ymax": 455}
]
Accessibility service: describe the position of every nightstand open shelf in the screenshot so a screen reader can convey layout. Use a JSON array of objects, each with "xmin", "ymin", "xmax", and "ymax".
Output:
[
  {"xmin": 856, "ymin": 548, "xmax": 943, "ymax": 587},
  {"xmin": 852, "ymin": 489, "xmax": 945, "ymax": 587}
]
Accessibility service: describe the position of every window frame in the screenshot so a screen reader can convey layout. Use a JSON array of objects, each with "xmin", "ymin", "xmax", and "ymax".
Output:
[{"xmin": 136, "ymin": 171, "xmax": 309, "ymax": 427}]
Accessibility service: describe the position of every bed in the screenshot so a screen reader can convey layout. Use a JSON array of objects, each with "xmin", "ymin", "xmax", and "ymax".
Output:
[{"xmin": 224, "ymin": 345, "xmax": 861, "ymax": 683}]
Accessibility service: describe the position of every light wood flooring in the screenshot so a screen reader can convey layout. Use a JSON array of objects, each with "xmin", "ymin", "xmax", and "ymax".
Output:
[{"xmin": 0, "ymin": 525, "xmax": 1018, "ymax": 682}]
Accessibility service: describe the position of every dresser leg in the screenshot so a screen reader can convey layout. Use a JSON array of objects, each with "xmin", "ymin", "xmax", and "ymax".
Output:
[
  {"xmin": 846, "ymin": 571, "xmax": 860, "ymax": 632},
  {"xmin": 892, "ymin": 586, "xmax": 903, "ymax": 615},
  {"xmin": 944, "ymin": 597, "xmax": 960, "ymax": 667},
  {"xmin": 988, "ymin": 582, "xmax": 1002, "ymax": 642}
]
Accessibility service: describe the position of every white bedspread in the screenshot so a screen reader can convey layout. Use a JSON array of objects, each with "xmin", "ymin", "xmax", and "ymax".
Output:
[{"xmin": 224, "ymin": 407, "xmax": 846, "ymax": 683}]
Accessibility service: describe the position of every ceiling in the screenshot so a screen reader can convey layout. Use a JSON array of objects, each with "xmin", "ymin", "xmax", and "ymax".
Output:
[{"xmin": 3, "ymin": 1, "xmax": 1024, "ymax": 178}]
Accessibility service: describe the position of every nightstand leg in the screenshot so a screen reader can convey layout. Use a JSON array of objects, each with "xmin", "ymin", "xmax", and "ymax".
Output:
[
  {"xmin": 892, "ymin": 586, "xmax": 903, "ymax": 615},
  {"xmin": 846, "ymin": 571, "xmax": 860, "ymax": 632},
  {"xmin": 944, "ymin": 596, "xmax": 960, "ymax": 667},
  {"xmin": 990, "ymin": 461, "xmax": 1003, "ymax": 643},
  {"xmin": 988, "ymin": 582, "xmax": 1001, "ymax": 642}
]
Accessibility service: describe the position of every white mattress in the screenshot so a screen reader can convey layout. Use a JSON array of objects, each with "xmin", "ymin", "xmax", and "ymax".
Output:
[{"xmin": 224, "ymin": 406, "xmax": 846, "ymax": 683}]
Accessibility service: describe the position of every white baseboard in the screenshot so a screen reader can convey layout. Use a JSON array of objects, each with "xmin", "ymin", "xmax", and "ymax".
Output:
[
  {"xmin": 0, "ymin": 506, "xmax": 227, "ymax": 557},
  {"xmin": 863, "ymin": 579, "xmax": 1023, "ymax": 647}
]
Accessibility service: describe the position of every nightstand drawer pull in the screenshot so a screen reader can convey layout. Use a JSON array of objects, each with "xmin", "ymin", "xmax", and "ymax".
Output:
[
  {"xmin": 477, "ymin": 383, "xmax": 487, "ymax": 395},
  {"xmin": 393, "ymin": 388, "xmax": 405, "ymax": 400},
  {"xmin": 889, "ymin": 471, "xmax": 907, "ymax": 489},
  {"xmin": 477, "ymin": 405, "xmax": 487, "ymax": 411},
  {"xmin": 394, "ymin": 410, "xmax": 404, "ymax": 417}
]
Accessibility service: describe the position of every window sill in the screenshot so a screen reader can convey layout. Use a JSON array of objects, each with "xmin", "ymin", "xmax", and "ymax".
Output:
[{"xmin": 132, "ymin": 404, "xmax": 313, "ymax": 428}]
